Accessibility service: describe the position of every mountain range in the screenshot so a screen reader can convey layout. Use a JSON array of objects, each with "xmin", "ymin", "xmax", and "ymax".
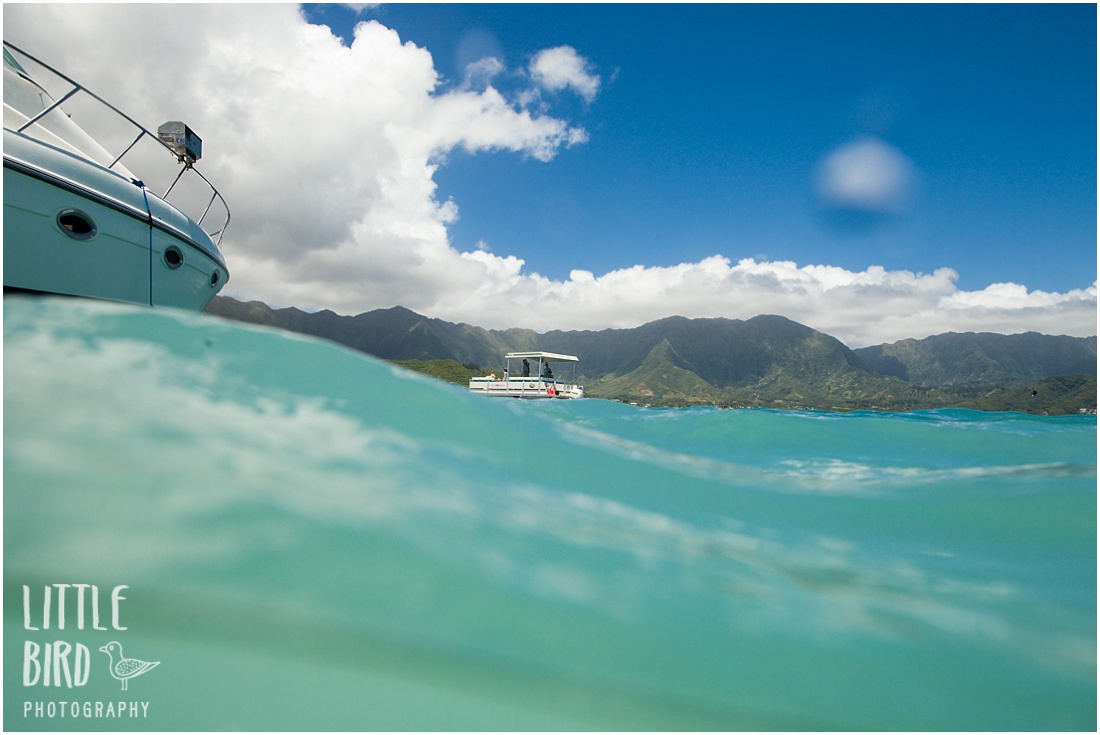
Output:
[{"xmin": 205, "ymin": 296, "xmax": 1097, "ymax": 414}]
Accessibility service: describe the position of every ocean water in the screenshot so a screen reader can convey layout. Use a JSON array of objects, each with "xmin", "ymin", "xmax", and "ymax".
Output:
[{"xmin": 4, "ymin": 296, "xmax": 1096, "ymax": 731}]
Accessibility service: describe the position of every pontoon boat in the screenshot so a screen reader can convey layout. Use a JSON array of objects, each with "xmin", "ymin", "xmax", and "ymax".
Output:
[{"xmin": 469, "ymin": 351, "xmax": 585, "ymax": 399}]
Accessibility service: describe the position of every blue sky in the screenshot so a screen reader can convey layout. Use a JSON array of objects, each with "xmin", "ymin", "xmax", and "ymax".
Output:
[
  {"xmin": 6, "ymin": 3, "xmax": 1095, "ymax": 345},
  {"xmin": 313, "ymin": 3, "xmax": 1096, "ymax": 293}
]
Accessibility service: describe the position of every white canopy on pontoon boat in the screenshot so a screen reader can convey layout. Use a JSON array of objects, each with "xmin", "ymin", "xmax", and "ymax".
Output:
[{"xmin": 505, "ymin": 351, "xmax": 579, "ymax": 362}]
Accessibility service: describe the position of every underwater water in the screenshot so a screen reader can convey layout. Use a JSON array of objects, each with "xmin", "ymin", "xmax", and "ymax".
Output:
[{"xmin": 4, "ymin": 296, "xmax": 1096, "ymax": 731}]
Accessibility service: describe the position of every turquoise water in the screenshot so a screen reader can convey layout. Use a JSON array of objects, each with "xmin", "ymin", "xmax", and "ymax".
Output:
[{"xmin": 4, "ymin": 296, "xmax": 1096, "ymax": 730}]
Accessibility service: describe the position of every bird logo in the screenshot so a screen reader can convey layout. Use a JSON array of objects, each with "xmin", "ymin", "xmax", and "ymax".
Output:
[{"xmin": 99, "ymin": 641, "xmax": 159, "ymax": 691}]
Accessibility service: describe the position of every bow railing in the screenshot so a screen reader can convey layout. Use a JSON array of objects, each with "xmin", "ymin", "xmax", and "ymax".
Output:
[{"xmin": 3, "ymin": 41, "xmax": 230, "ymax": 248}]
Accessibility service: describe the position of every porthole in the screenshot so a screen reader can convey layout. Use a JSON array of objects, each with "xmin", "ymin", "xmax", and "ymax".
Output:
[
  {"xmin": 210, "ymin": 270, "xmax": 220, "ymax": 287},
  {"xmin": 56, "ymin": 209, "xmax": 97, "ymax": 240},
  {"xmin": 164, "ymin": 246, "xmax": 184, "ymax": 269}
]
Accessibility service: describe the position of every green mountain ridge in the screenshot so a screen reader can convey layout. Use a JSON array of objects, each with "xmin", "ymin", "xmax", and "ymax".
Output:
[
  {"xmin": 596, "ymin": 339, "xmax": 731, "ymax": 406},
  {"xmin": 958, "ymin": 373, "xmax": 1098, "ymax": 414},
  {"xmin": 205, "ymin": 296, "xmax": 1097, "ymax": 414},
  {"xmin": 854, "ymin": 331, "xmax": 1098, "ymax": 387}
]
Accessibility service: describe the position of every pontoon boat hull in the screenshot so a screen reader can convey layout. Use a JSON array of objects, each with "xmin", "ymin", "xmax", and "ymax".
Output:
[{"xmin": 469, "ymin": 377, "xmax": 585, "ymax": 399}]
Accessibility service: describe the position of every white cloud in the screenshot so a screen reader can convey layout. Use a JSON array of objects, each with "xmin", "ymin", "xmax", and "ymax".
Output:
[
  {"xmin": 462, "ymin": 56, "xmax": 504, "ymax": 91},
  {"xmin": 529, "ymin": 45, "xmax": 601, "ymax": 102},
  {"xmin": 436, "ymin": 256, "xmax": 1097, "ymax": 347},
  {"xmin": 3, "ymin": 6, "xmax": 1093, "ymax": 349},
  {"xmin": 815, "ymin": 137, "xmax": 917, "ymax": 214}
]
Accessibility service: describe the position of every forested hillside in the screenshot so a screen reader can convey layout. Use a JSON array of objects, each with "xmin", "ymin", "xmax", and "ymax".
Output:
[{"xmin": 206, "ymin": 296, "xmax": 1096, "ymax": 413}]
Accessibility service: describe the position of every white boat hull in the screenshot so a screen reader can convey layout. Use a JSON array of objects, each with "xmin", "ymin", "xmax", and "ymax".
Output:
[
  {"xmin": 469, "ymin": 377, "xmax": 584, "ymax": 399},
  {"xmin": 3, "ymin": 131, "xmax": 227, "ymax": 310}
]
